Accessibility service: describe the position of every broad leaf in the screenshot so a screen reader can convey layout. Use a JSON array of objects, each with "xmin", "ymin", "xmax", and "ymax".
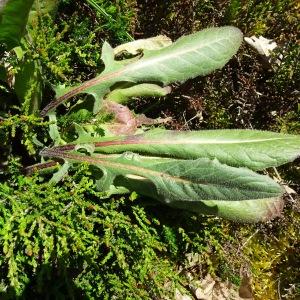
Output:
[
  {"xmin": 40, "ymin": 149, "xmax": 284, "ymax": 223},
  {"xmin": 0, "ymin": 0, "xmax": 34, "ymax": 50},
  {"xmin": 40, "ymin": 26, "xmax": 243, "ymax": 116},
  {"xmin": 53, "ymin": 129, "xmax": 300, "ymax": 171}
]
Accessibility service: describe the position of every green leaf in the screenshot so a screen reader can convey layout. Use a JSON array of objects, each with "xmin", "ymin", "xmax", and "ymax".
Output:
[
  {"xmin": 40, "ymin": 26, "xmax": 243, "ymax": 116},
  {"xmin": 123, "ymin": 26, "xmax": 242, "ymax": 84},
  {"xmin": 59, "ymin": 129, "xmax": 300, "ymax": 171},
  {"xmin": 40, "ymin": 149, "xmax": 284, "ymax": 222},
  {"xmin": 101, "ymin": 41, "xmax": 120, "ymax": 72},
  {"xmin": 0, "ymin": 0, "xmax": 34, "ymax": 50},
  {"xmin": 48, "ymin": 112, "xmax": 65, "ymax": 146},
  {"xmin": 14, "ymin": 59, "xmax": 43, "ymax": 113},
  {"xmin": 50, "ymin": 161, "xmax": 70, "ymax": 184},
  {"xmin": 106, "ymin": 84, "xmax": 171, "ymax": 104}
]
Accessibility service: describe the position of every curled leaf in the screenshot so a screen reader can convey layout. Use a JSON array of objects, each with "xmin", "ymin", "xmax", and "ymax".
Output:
[{"xmin": 114, "ymin": 35, "xmax": 172, "ymax": 56}]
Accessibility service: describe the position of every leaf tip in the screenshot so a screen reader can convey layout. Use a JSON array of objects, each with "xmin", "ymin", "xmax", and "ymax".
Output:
[{"xmin": 261, "ymin": 197, "xmax": 285, "ymax": 222}]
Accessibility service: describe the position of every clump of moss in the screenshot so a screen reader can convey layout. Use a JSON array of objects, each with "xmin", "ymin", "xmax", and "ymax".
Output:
[
  {"xmin": 0, "ymin": 164, "xmax": 176, "ymax": 299},
  {"xmin": 0, "ymin": 161, "xmax": 244, "ymax": 299},
  {"xmin": 27, "ymin": 0, "xmax": 136, "ymax": 86},
  {"xmin": 241, "ymin": 208, "xmax": 300, "ymax": 299}
]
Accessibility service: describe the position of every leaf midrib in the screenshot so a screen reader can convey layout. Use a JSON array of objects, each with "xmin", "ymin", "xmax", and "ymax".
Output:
[
  {"xmin": 126, "ymin": 36, "xmax": 232, "ymax": 73},
  {"xmin": 41, "ymin": 31, "xmax": 236, "ymax": 116},
  {"xmin": 50, "ymin": 136, "xmax": 289, "ymax": 153},
  {"xmin": 41, "ymin": 149, "xmax": 280, "ymax": 198}
]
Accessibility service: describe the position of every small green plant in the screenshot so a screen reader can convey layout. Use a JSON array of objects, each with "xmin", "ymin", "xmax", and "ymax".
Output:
[
  {"xmin": 1, "ymin": 1, "xmax": 299, "ymax": 223},
  {"xmin": 1, "ymin": 1, "xmax": 300, "ymax": 299},
  {"xmin": 26, "ymin": 25, "xmax": 299, "ymax": 223},
  {"xmin": 40, "ymin": 26, "xmax": 243, "ymax": 116}
]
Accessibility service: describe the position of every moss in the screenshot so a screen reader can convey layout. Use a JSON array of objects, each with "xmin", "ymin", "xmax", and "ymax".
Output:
[
  {"xmin": 274, "ymin": 111, "xmax": 300, "ymax": 134},
  {"xmin": 241, "ymin": 209, "xmax": 300, "ymax": 299},
  {"xmin": 24, "ymin": 0, "xmax": 136, "ymax": 87},
  {"xmin": 0, "ymin": 165, "xmax": 178, "ymax": 299},
  {"xmin": 0, "ymin": 163, "xmax": 243, "ymax": 299}
]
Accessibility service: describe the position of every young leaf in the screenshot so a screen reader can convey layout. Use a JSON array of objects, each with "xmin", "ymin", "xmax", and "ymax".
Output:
[
  {"xmin": 101, "ymin": 101, "xmax": 170, "ymax": 135},
  {"xmin": 40, "ymin": 149, "xmax": 284, "ymax": 223},
  {"xmin": 53, "ymin": 129, "xmax": 300, "ymax": 171},
  {"xmin": 40, "ymin": 26, "xmax": 243, "ymax": 116},
  {"xmin": 48, "ymin": 112, "xmax": 65, "ymax": 146},
  {"xmin": 0, "ymin": 0, "xmax": 34, "ymax": 50},
  {"xmin": 106, "ymin": 83, "xmax": 171, "ymax": 104},
  {"xmin": 50, "ymin": 161, "xmax": 70, "ymax": 184}
]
